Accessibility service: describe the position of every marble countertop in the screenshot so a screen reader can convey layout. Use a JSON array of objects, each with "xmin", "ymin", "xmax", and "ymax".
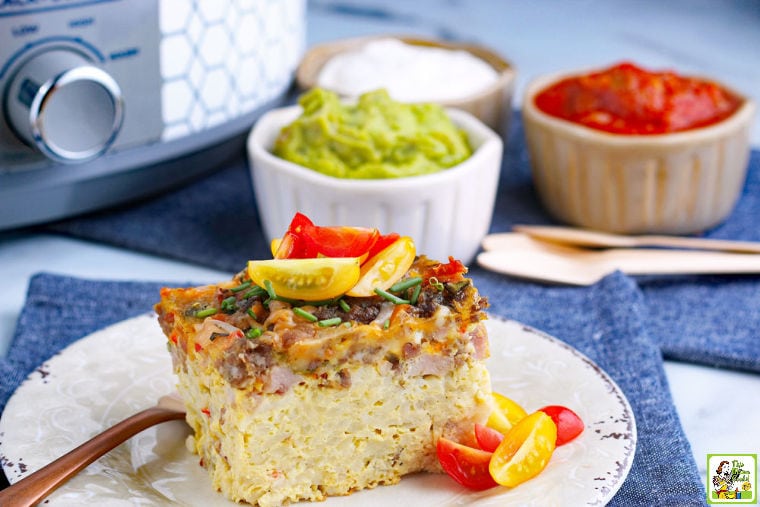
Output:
[{"xmin": 2, "ymin": 0, "xmax": 760, "ymax": 492}]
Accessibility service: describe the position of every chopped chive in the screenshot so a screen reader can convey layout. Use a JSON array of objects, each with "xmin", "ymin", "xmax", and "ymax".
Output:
[
  {"xmin": 318, "ymin": 317, "xmax": 342, "ymax": 327},
  {"xmin": 273, "ymin": 294, "xmax": 301, "ymax": 305},
  {"xmin": 195, "ymin": 308, "xmax": 218, "ymax": 318},
  {"xmin": 429, "ymin": 276, "xmax": 444, "ymax": 291},
  {"xmin": 389, "ymin": 277, "xmax": 422, "ymax": 293},
  {"xmin": 220, "ymin": 296, "xmax": 237, "ymax": 313},
  {"xmin": 230, "ymin": 281, "xmax": 252, "ymax": 293},
  {"xmin": 343, "ymin": 321, "xmax": 352, "ymax": 328},
  {"xmin": 263, "ymin": 280, "xmax": 277, "ymax": 299},
  {"xmin": 245, "ymin": 327, "xmax": 263, "ymax": 339},
  {"xmin": 374, "ymin": 287, "xmax": 410, "ymax": 305},
  {"xmin": 338, "ymin": 299, "xmax": 351, "ymax": 312},
  {"xmin": 242, "ymin": 286, "xmax": 267, "ymax": 299},
  {"xmin": 410, "ymin": 284, "xmax": 422, "ymax": 305},
  {"xmin": 246, "ymin": 308, "xmax": 258, "ymax": 321},
  {"xmin": 293, "ymin": 307, "xmax": 318, "ymax": 322},
  {"xmin": 446, "ymin": 280, "xmax": 470, "ymax": 293},
  {"xmin": 383, "ymin": 319, "xmax": 390, "ymax": 329}
]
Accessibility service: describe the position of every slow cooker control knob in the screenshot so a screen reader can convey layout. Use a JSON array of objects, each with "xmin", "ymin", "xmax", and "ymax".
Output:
[{"xmin": 4, "ymin": 49, "xmax": 124, "ymax": 163}]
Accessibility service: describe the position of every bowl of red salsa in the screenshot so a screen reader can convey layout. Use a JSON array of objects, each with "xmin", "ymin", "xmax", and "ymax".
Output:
[{"xmin": 522, "ymin": 62, "xmax": 755, "ymax": 234}]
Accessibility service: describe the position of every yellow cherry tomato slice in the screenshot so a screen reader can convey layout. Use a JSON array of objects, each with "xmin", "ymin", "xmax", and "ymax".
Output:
[
  {"xmin": 489, "ymin": 411, "xmax": 557, "ymax": 488},
  {"xmin": 247, "ymin": 257, "xmax": 360, "ymax": 301},
  {"xmin": 346, "ymin": 236, "xmax": 416, "ymax": 297},
  {"xmin": 487, "ymin": 392, "xmax": 529, "ymax": 435},
  {"xmin": 270, "ymin": 238, "xmax": 282, "ymax": 257}
]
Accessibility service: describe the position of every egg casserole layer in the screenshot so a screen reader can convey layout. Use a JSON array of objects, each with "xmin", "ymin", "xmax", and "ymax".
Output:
[{"xmin": 155, "ymin": 256, "xmax": 493, "ymax": 506}]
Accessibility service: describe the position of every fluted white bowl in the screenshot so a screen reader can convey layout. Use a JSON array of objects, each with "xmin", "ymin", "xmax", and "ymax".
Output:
[
  {"xmin": 523, "ymin": 70, "xmax": 756, "ymax": 234},
  {"xmin": 247, "ymin": 106, "xmax": 503, "ymax": 264}
]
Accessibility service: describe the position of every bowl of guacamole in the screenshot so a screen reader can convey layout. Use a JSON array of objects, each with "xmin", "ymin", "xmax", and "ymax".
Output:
[
  {"xmin": 273, "ymin": 88, "xmax": 473, "ymax": 179},
  {"xmin": 247, "ymin": 88, "xmax": 503, "ymax": 264}
]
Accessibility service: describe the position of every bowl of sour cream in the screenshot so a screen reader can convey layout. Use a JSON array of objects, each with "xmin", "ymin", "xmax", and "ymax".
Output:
[{"xmin": 296, "ymin": 36, "xmax": 516, "ymax": 135}]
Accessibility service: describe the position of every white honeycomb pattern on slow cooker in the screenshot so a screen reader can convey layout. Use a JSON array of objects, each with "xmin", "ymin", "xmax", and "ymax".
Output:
[{"xmin": 158, "ymin": 0, "xmax": 304, "ymax": 141}]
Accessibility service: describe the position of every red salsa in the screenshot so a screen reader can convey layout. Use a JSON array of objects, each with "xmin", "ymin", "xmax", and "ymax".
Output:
[{"xmin": 534, "ymin": 62, "xmax": 742, "ymax": 135}]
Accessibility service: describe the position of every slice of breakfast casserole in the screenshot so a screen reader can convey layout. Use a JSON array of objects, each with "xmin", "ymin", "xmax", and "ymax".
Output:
[{"xmin": 154, "ymin": 214, "xmax": 493, "ymax": 506}]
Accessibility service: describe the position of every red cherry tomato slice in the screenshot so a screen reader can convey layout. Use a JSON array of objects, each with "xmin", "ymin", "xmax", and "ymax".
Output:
[
  {"xmin": 274, "ymin": 213, "xmax": 319, "ymax": 258},
  {"xmin": 538, "ymin": 405, "xmax": 584, "ymax": 446},
  {"xmin": 274, "ymin": 212, "xmax": 382, "ymax": 260},
  {"xmin": 436, "ymin": 437, "xmax": 498, "ymax": 491},
  {"xmin": 474, "ymin": 423, "xmax": 505, "ymax": 453},
  {"xmin": 422, "ymin": 256, "xmax": 467, "ymax": 283},
  {"xmin": 304, "ymin": 225, "xmax": 379, "ymax": 259}
]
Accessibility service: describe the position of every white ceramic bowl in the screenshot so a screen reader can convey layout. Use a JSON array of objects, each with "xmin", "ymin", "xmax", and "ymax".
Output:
[
  {"xmin": 523, "ymin": 70, "xmax": 756, "ymax": 234},
  {"xmin": 247, "ymin": 106, "xmax": 503, "ymax": 264}
]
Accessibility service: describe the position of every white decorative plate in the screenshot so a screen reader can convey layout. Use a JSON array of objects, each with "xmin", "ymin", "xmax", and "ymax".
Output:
[{"xmin": 0, "ymin": 314, "xmax": 636, "ymax": 506}]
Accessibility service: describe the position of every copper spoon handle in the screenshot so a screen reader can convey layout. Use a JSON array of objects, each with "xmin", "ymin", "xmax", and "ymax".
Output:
[{"xmin": 0, "ymin": 403, "xmax": 185, "ymax": 507}]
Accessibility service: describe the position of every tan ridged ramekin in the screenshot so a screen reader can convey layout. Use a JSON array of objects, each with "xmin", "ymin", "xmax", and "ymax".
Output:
[{"xmin": 522, "ymin": 71, "xmax": 756, "ymax": 234}]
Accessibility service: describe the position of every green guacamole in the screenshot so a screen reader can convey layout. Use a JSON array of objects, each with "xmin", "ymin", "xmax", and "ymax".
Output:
[{"xmin": 273, "ymin": 88, "xmax": 472, "ymax": 179}]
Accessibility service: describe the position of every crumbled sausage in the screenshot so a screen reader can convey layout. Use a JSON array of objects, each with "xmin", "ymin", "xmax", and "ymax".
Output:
[
  {"xmin": 218, "ymin": 339, "xmax": 274, "ymax": 388},
  {"xmin": 346, "ymin": 299, "xmax": 382, "ymax": 324}
]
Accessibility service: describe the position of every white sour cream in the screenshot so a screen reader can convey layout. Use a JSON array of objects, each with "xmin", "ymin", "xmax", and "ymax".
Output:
[{"xmin": 316, "ymin": 38, "xmax": 499, "ymax": 103}]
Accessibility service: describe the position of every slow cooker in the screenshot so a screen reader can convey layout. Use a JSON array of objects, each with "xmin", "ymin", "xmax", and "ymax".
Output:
[{"xmin": 0, "ymin": 0, "xmax": 305, "ymax": 229}]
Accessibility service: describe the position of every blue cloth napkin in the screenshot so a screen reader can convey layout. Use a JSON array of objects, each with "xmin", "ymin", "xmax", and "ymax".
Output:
[{"xmin": 0, "ymin": 271, "xmax": 705, "ymax": 505}]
